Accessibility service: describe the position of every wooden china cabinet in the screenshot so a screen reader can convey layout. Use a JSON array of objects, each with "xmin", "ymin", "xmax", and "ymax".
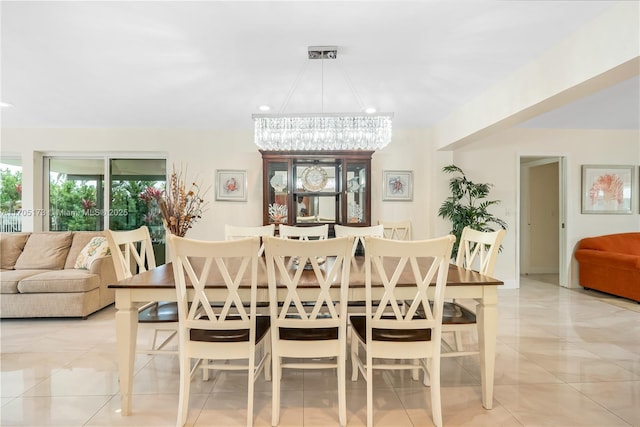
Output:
[{"xmin": 260, "ymin": 150, "xmax": 373, "ymax": 235}]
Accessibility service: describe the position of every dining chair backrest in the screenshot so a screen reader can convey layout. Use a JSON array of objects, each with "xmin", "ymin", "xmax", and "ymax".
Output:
[
  {"xmin": 455, "ymin": 227, "xmax": 506, "ymax": 276},
  {"xmin": 378, "ymin": 219, "xmax": 412, "ymax": 240},
  {"xmin": 350, "ymin": 234, "xmax": 455, "ymax": 427},
  {"xmin": 169, "ymin": 235, "xmax": 260, "ymax": 340},
  {"xmin": 264, "ymin": 235, "xmax": 353, "ymax": 329},
  {"xmin": 104, "ymin": 225, "xmax": 156, "ymax": 281},
  {"xmin": 364, "ymin": 235, "xmax": 454, "ymax": 329},
  {"xmin": 278, "ymin": 224, "xmax": 328, "ymax": 240},
  {"xmin": 225, "ymin": 224, "xmax": 276, "ymax": 256},
  {"xmin": 334, "ymin": 224, "xmax": 384, "ymax": 257}
]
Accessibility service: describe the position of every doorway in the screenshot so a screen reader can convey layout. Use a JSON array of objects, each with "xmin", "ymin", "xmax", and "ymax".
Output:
[{"xmin": 519, "ymin": 156, "xmax": 567, "ymax": 287}]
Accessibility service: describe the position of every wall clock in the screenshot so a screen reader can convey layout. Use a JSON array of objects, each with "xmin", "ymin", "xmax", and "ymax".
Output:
[{"xmin": 301, "ymin": 165, "xmax": 328, "ymax": 192}]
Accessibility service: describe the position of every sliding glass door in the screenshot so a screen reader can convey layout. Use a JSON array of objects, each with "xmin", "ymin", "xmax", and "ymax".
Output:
[
  {"xmin": 109, "ymin": 158, "xmax": 166, "ymax": 263},
  {"xmin": 45, "ymin": 155, "xmax": 167, "ymax": 263}
]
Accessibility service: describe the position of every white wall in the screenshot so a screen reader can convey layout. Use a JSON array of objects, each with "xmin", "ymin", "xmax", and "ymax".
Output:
[
  {"xmin": 451, "ymin": 127, "xmax": 640, "ymax": 289},
  {"xmin": 1, "ymin": 127, "xmax": 436, "ymax": 240},
  {"xmin": 4, "ymin": 126, "xmax": 637, "ymax": 289}
]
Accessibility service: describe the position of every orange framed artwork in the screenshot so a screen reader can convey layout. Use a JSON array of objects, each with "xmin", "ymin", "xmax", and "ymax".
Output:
[{"xmin": 581, "ymin": 165, "xmax": 634, "ymax": 214}]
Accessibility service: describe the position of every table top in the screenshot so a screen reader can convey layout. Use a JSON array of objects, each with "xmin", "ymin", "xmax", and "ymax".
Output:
[{"xmin": 108, "ymin": 257, "xmax": 503, "ymax": 290}]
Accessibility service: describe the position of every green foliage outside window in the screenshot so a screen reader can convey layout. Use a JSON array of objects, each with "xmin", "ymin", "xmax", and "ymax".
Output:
[
  {"xmin": 49, "ymin": 179, "xmax": 100, "ymax": 231},
  {"xmin": 0, "ymin": 168, "xmax": 22, "ymax": 212}
]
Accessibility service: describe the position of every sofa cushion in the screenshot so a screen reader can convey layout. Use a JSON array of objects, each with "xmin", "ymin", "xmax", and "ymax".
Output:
[
  {"xmin": 17, "ymin": 270, "xmax": 100, "ymax": 293},
  {"xmin": 0, "ymin": 233, "xmax": 30, "ymax": 269},
  {"xmin": 14, "ymin": 232, "xmax": 73, "ymax": 270},
  {"xmin": 64, "ymin": 231, "xmax": 105, "ymax": 269},
  {"xmin": 74, "ymin": 236, "xmax": 111, "ymax": 270},
  {"xmin": 0, "ymin": 269, "xmax": 46, "ymax": 294}
]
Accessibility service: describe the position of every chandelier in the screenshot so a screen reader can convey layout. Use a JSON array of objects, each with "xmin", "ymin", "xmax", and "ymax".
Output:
[{"xmin": 253, "ymin": 46, "xmax": 393, "ymax": 151}]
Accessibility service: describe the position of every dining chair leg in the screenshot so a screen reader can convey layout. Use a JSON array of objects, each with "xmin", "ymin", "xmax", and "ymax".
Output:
[
  {"xmin": 177, "ymin": 355, "xmax": 190, "ymax": 427},
  {"xmin": 454, "ymin": 331, "xmax": 464, "ymax": 351},
  {"xmin": 263, "ymin": 336, "xmax": 272, "ymax": 381},
  {"xmin": 272, "ymin": 356, "xmax": 281, "ymax": 426},
  {"xmin": 412, "ymin": 359, "xmax": 420, "ymax": 381},
  {"xmin": 338, "ymin": 354, "xmax": 347, "ymax": 426},
  {"xmin": 202, "ymin": 359, "xmax": 210, "ymax": 381},
  {"xmin": 366, "ymin": 352, "xmax": 374, "ymax": 427},
  {"xmin": 430, "ymin": 356, "xmax": 443, "ymax": 427},
  {"xmin": 247, "ymin": 354, "xmax": 255, "ymax": 427},
  {"xmin": 350, "ymin": 332, "xmax": 359, "ymax": 381}
]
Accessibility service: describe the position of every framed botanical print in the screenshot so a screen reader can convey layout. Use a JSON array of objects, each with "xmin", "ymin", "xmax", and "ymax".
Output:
[
  {"xmin": 215, "ymin": 169, "xmax": 247, "ymax": 201},
  {"xmin": 581, "ymin": 165, "xmax": 634, "ymax": 214},
  {"xmin": 382, "ymin": 170, "xmax": 413, "ymax": 201}
]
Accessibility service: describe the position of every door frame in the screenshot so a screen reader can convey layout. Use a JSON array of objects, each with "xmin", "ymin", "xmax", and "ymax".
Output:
[{"xmin": 517, "ymin": 154, "xmax": 568, "ymax": 287}]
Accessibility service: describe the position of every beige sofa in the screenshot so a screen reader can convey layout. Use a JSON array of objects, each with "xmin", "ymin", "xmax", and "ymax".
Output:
[{"xmin": 0, "ymin": 231, "xmax": 117, "ymax": 319}]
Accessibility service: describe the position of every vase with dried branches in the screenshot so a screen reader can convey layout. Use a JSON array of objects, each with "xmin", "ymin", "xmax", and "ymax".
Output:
[{"xmin": 159, "ymin": 165, "xmax": 209, "ymax": 237}]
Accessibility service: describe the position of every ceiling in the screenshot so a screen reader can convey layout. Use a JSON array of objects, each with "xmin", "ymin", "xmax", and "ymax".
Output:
[{"xmin": 1, "ymin": 1, "xmax": 638, "ymax": 133}]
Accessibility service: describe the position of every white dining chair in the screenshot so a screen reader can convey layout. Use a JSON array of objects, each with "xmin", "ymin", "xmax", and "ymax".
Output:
[
  {"xmin": 350, "ymin": 235, "xmax": 455, "ymax": 427},
  {"xmin": 278, "ymin": 224, "xmax": 328, "ymax": 240},
  {"xmin": 334, "ymin": 224, "xmax": 385, "ymax": 315},
  {"xmin": 442, "ymin": 226, "xmax": 506, "ymax": 357},
  {"xmin": 334, "ymin": 224, "xmax": 384, "ymax": 257},
  {"xmin": 378, "ymin": 219, "xmax": 412, "ymax": 240},
  {"xmin": 168, "ymin": 235, "xmax": 271, "ymax": 427},
  {"xmin": 105, "ymin": 225, "xmax": 178, "ymax": 355},
  {"xmin": 225, "ymin": 224, "xmax": 275, "ymax": 256},
  {"xmin": 264, "ymin": 235, "xmax": 353, "ymax": 427}
]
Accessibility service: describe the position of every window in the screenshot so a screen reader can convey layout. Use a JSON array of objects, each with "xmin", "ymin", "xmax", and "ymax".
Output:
[
  {"xmin": 0, "ymin": 156, "xmax": 22, "ymax": 231},
  {"xmin": 45, "ymin": 156, "xmax": 167, "ymax": 262},
  {"xmin": 48, "ymin": 158, "xmax": 104, "ymax": 231}
]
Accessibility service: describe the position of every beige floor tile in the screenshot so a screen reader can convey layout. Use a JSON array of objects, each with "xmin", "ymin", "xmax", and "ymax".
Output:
[
  {"xmin": 570, "ymin": 381, "xmax": 640, "ymax": 427},
  {"xmin": 494, "ymin": 383, "xmax": 630, "ymax": 426},
  {"xmin": 2, "ymin": 277, "xmax": 639, "ymax": 426},
  {"xmin": 0, "ymin": 395, "xmax": 112, "ymax": 426},
  {"xmin": 397, "ymin": 386, "xmax": 522, "ymax": 427},
  {"xmin": 85, "ymin": 393, "xmax": 205, "ymax": 426}
]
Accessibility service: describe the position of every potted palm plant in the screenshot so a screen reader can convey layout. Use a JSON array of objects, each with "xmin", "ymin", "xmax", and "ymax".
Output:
[{"xmin": 438, "ymin": 164, "xmax": 507, "ymax": 258}]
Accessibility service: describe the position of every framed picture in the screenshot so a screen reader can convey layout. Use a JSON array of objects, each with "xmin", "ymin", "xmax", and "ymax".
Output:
[
  {"xmin": 382, "ymin": 170, "xmax": 413, "ymax": 201},
  {"xmin": 581, "ymin": 165, "xmax": 634, "ymax": 214},
  {"xmin": 215, "ymin": 169, "xmax": 247, "ymax": 201}
]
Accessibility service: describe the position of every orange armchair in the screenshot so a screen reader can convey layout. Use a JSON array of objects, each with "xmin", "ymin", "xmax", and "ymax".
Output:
[{"xmin": 574, "ymin": 232, "xmax": 640, "ymax": 302}]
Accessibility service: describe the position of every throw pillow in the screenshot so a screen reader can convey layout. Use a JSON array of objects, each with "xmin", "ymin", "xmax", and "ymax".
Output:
[
  {"xmin": 14, "ymin": 232, "xmax": 73, "ymax": 270},
  {"xmin": 0, "ymin": 233, "xmax": 31, "ymax": 269},
  {"xmin": 74, "ymin": 236, "xmax": 111, "ymax": 270}
]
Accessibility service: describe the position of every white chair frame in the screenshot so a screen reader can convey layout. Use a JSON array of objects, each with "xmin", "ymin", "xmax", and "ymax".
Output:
[
  {"xmin": 169, "ymin": 235, "xmax": 271, "ymax": 427},
  {"xmin": 350, "ymin": 235, "xmax": 455, "ymax": 427},
  {"xmin": 443, "ymin": 227, "xmax": 506, "ymax": 357},
  {"xmin": 334, "ymin": 224, "xmax": 384, "ymax": 257},
  {"xmin": 225, "ymin": 224, "xmax": 275, "ymax": 256},
  {"xmin": 378, "ymin": 219, "xmax": 412, "ymax": 240},
  {"xmin": 105, "ymin": 226, "xmax": 178, "ymax": 355},
  {"xmin": 278, "ymin": 224, "xmax": 328, "ymax": 240},
  {"xmin": 264, "ymin": 235, "xmax": 353, "ymax": 427}
]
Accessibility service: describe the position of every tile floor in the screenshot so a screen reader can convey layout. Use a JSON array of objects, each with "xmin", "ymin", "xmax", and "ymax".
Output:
[{"xmin": 1, "ymin": 276, "xmax": 639, "ymax": 426}]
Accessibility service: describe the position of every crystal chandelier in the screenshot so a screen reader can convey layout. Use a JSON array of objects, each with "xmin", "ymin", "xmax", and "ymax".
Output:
[{"xmin": 253, "ymin": 46, "xmax": 393, "ymax": 151}]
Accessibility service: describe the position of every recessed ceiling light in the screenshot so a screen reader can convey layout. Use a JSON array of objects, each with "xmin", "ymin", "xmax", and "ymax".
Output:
[
  {"xmin": 364, "ymin": 107, "xmax": 377, "ymax": 114},
  {"xmin": 0, "ymin": 102, "xmax": 14, "ymax": 108},
  {"xmin": 258, "ymin": 105, "xmax": 271, "ymax": 112}
]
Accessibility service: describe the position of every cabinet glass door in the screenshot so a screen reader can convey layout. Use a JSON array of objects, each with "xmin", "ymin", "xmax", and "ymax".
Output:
[
  {"xmin": 346, "ymin": 161, "xmax": 367, "ymax": 224},
  {"xmin": 267, "ymin": 162, "xmax": 289, "ymax": 224},
  {"xmin": 293, "ymin": 162, "xmax": 339, "ymax": 224}
]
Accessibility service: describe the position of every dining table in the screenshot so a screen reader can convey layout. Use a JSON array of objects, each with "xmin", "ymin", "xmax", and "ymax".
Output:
[{"xmin": 108, "ymin": 256, "xmax": 503, "ymax": 416}]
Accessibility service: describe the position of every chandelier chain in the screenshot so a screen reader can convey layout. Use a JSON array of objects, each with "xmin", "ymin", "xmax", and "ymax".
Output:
[
  {"xmin": 278, "ymin": 59, "xmax": 310, "ymax": 114},
  {"xmin": 338, "ymin": 61, "xmax": 366, "ymax": 111}
]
